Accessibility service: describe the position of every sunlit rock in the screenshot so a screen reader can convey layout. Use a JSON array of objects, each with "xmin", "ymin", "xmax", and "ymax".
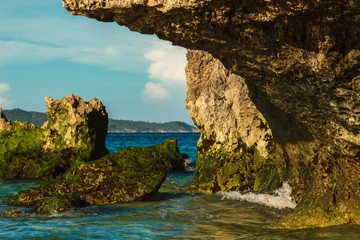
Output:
[
  {"xmin": 0, "ymin": 107, "xmax": 11, "ymax": 131},
  {"xmin": 0, "ymin": 94, "xmax": 108, "ymax": 179}
]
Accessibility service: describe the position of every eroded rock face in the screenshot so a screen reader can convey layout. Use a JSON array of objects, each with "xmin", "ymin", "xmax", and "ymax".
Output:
[
  {"xmin": 44, "ymin": 93, "xmax": 108, "ymax": 160},
  {"xmin": 185, "ymin": 50, "xmax": 284, "ymax": 193},
  {"xmin": 0, "ymin": 94, "xmax": 108, "ymax": 179},
  {"xmin": 62, "ymin": 0, "xmax": 360, "ymax": 228}
]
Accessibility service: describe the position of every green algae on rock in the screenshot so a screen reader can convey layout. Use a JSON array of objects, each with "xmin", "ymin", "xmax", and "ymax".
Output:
[
  {"xmin": 35, "ymin": 195, "xmax": 87, "ymax": 215},
  {"xmin": 9, "ymin": 139, "xmax": 184, "ymax": 208},
  {"xmin": 185, "ymin": 50, "xmax": 285, "ymax": 194},
  {"xmin": 0, "ymin": 94, "xmax": 108, "ymax": 180}
]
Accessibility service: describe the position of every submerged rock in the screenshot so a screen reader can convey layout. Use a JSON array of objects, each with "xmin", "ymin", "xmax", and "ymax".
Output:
[
  {"xmin": 9, "ymin": 139, "xmax": 184, "ymax": 208},
  {"xmin": 62, "ymin": 0, "xmax": 360, "ymax": 228},
  {"xmin": 35, "ymin": 195, "xmax": 87, "ymax": 215},
  {"xmin": 2, "ymin": 208, "xmax": 29, "ymax": 218},
  {"xmin": 0, "ymin": 94, "xmax": 108, "ymax": 180}
]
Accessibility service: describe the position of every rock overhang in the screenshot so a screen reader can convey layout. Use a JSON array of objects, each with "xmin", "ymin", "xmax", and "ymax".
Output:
[{"xmin": 60, "ymin": 0, "xmax": 360, "ymax": 228}]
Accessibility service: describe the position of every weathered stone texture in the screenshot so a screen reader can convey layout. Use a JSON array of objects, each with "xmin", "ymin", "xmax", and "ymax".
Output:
[
  {"xmin": 62, "ymin": 0, "xmax": 360, "ymax": 228},
  {"xmin": 0, "ymin": 94, "xmax": 108, "ymax": 179},
  {"xmin": 185, "ymin": 50, "xmax": 283, "ymax": 192},
  {"xmin": 44, "ymin": 93, "xmax": 108, "ymax": 160},
  {"xmin": 0, "ymin": 107, "xmax": 11, "ymax": 131},
  {"xmin": 9, "ymin": 139, "xmax": 183, "ymax": 209}
]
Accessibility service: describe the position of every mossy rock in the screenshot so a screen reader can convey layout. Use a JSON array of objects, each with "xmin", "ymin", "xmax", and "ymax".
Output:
[
  {"xmin": 0, "ymin": 122, "xmax": 90, "ymax": 180},
  {"xmin": 35, "ymin": 195, "xmax": 87, "ymax": 215},
  {"xmin": 193, "ymin": 135, "xmax": 283, "ymax": 193},
  {"xmin": 2, "ymin": 208, "xmax": 29, "ymax": 218},
  {"xmin": 9, "ymin": 139, "xmax": 184, "ymax": 208},
  {"xmin": 0, "ymin": 94, "xmax": 108, "ymax": 180}
]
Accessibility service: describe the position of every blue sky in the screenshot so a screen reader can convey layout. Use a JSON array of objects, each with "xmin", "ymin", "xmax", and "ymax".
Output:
[{"xmin": 0, "ymin": 0, "xmax": 192, "ymax": 124}]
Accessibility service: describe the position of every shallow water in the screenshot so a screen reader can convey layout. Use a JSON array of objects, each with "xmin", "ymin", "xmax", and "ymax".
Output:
[{"xmin": 1, "ymin": 133, "xmax": 360, "ymax": 239}]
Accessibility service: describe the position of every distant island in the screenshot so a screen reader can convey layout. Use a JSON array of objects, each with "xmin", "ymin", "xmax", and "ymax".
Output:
[{"xmin": 3, "ymin": 108, "xmax": 199, "ymax": 133}]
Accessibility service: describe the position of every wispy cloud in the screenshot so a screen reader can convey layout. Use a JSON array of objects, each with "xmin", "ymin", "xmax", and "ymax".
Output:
[
  {"xmin": 142, "ymin": 82, "xmax": 169, "ymax": 101},
  {"xmin": 0, "ymin": 83, "xmax": 13, "ymax": 108},
  {"xmin": 0, "ymin": 40, "xmax": 74, "ymax": 66},
  {"xmin": 0, "ymin": 14, "xmax": 154, "ymax": 72}
]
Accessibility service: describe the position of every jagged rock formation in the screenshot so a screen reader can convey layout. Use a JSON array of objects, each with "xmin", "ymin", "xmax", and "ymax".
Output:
[
  {"xmin": 8, "ymin": 139, "xmax": 183, "ymax": 212},
  {"xmin": 43, "ymin": 94, "xmax": 108, "ymax": 160},
  {"xmin": 0, "ymin": 94, "xmax": 108, "ymax": 179},
  {"xmin": 0, "ymin": 107, "xmax": 11, "ymax": 131},
  {"xmin": 62, "ymin": 0, "xmax": 360, "ymax": 228}
]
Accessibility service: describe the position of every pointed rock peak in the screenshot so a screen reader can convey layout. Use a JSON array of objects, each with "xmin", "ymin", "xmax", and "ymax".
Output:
[
  {"xmin": 0, "ymin": 106, "xmax": 11, "ymax": 131},
  {"xmin": 45, "ymin": 96, "xmax": 54, "ymax": 107}
]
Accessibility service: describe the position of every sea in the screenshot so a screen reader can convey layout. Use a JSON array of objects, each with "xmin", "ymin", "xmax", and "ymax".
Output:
[{"xmin": 1, "ymin": 133, "xmax": 360, "ymax": 239}]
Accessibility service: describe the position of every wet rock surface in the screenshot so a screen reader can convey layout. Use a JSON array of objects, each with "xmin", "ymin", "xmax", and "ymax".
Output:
[
  {"xmin": 185, "ymin": 50, "xmax": 284, "ymax": 193},
  {"xmin": 8, "ymin": 139, "xmax": 184, "ymax": 209}
]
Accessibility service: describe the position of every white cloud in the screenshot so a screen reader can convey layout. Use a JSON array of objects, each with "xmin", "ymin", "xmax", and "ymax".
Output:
[
  {"xmin": 0, "ymin": 83, "xmax": 10, "ymax": 94},
  {"xmin": 142, "ymin": 82, "xmax": 169, "ymax": 101},
  {"xmin": 0, "ymin": 83, "xmax": 13, "ymax": 108},
  {"xmin": 144, "ymin": 42, "xmax": 187, "ymax": 86}
]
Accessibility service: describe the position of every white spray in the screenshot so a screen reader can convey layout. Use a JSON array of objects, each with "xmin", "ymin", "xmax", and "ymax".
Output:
[{"xmin": 220, "ymin": 182, "xmax": 297, "ymax": 209}]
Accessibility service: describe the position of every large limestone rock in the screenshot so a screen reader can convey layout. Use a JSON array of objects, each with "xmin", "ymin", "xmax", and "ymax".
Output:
[
  {"xmin": 43, "ymin": 93, "xmax": 108, "ymax": 160},
  {"xmin": 185, "ymin": 50, "xmax": 284, "ymax": 193},
  {"xmin": 62, "ymin": 0, "xmax": 360, "ymax": 228},
  {"xmin": 0, "ymin": 94, "xmax": 108, "ymax": 179}
]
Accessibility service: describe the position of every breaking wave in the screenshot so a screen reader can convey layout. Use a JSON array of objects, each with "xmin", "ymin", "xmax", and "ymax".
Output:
[
  {"xmin": 220, "ymin": 182, "xmax": 297, "ymax": 209},
  {"xmin": 184, "ymin": 158, "xmax": 195, "ymax": 171}
]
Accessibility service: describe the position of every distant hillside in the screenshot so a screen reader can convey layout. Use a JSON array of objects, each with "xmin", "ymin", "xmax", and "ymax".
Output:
[
  {"xmin": 3, "ymin": 109, "xmax": 198, "ymax": 133},
  {"xmin": 3, "ymin": 108, "xmax": 48, "ymax": 127},
  {"xmin": 108, "ymin": 119, "xmax": 198, "ymax": 133}
]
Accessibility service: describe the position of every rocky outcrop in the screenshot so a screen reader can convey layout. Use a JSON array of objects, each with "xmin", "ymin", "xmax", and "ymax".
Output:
[
  {"xmin": 62, "ymin": 0, "xmax": 360, "ymax": 228},
  {"xmin": 0, "ymin": 107, "xmax": 11, "ymax": 131},
  {"xmin": 0, "ymin": 94, "xmax": 108, "ymax": 179},
  {"xmin": 44, "ymin": 93, "xmax": 108, "ymax": 160},
  {"xmin": 185, "ymin": 50, "xmax": 285, "ymax": 193},
  {"xmin": 9, "ymin": 139, "xmax": 183, "ymax": 210}
]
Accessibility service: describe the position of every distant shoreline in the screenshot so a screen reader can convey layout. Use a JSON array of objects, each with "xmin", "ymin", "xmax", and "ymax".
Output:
[
  {"xmin": 3, "ymin": 108, "xmax": 199, "ymax": 133},
  {"xmin": 108, "ymin": 130, "xmax": 200, "ymax": 133}
]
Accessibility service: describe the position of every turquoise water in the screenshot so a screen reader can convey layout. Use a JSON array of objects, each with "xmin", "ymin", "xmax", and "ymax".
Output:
[{"xmin": 1, "ymin": 133, "xmax": 360, "ymax": 239}]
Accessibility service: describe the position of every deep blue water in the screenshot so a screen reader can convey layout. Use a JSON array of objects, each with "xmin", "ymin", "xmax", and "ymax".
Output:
[{"xmin": 1, "ymin": 133, "xmax": 360, "ymax": 239}]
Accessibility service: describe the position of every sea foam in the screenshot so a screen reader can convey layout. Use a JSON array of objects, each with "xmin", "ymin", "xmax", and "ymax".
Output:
[
  {"xmin": 220, "ymin": 182, "xmax": 297, "ymax": 209},
  {"xmin": 184, "ymin": 158, "xmax": 195, "ymax": 171}
]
